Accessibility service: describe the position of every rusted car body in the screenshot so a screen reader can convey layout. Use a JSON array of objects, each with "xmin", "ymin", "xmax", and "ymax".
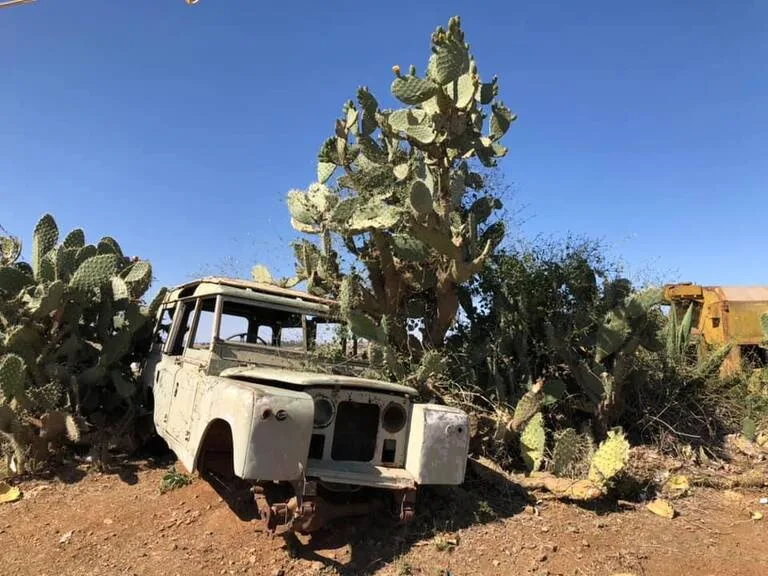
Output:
[
  {"xmin": 141, "ymin": 277, "xmax": 469, "ymax": 532},
  {"xmin": 663, "ymin": 283, "xmax": 768, "ymax": 375}
]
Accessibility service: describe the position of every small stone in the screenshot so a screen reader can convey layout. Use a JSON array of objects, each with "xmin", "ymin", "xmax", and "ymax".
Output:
[
  {"xmin": 537, "ymin": 553, "xmax": 548, "ymax": 563},
  {"xmin": 540, "ymin": 526, "xmax": 550, "ymax": 533},
  {"xmin": 103, "ymin": 518, "xmax": 113, "ymax": 525},
  {"xmin": 270, "ymin": 570, "xmax": 285, "ymax": 576},
  {"xmin": 171, "ymin": 543, "xmax": 178, "ymax": 551},
  {"xmin": 492, "ymin": 560, "xmax": 500, "ymax": 567},
  {"xmin": 581, "ymin": 539, "xmax": 590, "ymax": 548},
  {"xmin": 550, "ymin": 544, "xmax": 558, "ymax": 553}
]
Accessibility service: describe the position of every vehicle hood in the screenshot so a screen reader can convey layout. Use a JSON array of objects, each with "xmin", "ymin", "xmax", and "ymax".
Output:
[{"xmin": 219, "ymin": 366, "xmax": 418, "ymax": 396}]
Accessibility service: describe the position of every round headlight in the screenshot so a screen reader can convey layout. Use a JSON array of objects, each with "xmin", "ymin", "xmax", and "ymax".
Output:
[
  {"xmin": 382, "ymin": 402, "xmax": 406, "ymax": 433},
  {"xmin": 313, "ymin": 396, "xmax": 335, "ymax": 428}
]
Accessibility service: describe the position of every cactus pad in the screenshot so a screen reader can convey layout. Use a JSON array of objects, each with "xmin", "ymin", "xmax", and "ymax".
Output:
[
  {"xmin": 0, "ymin": 235, "xmax": 22, "ymax": 265},
  {"xmin": 31, "ymin": 213, "xmax": 59, "ymax": 280},
  {"xmin": 317, "ymin": 161, "xmax": 336, "ymax": 184},
  {"xmin": 28, "ymin": 280, "xmax": 65, "ymax": 319},
  {"xmin": 347, "ymin": 310, "xmax": 387, "ymax": 344},
  {"xmin": 97, "ymin": 236, "xmax": 123, "ymax": 257},
  {"xmin": 70, "ymin": 254, "xmax": 121, "ymax": 294},
  {"xmin": 510, "ymin": 385, "xmax": 544, "ymax": 432},
  {"xmin": 5, "ymin": 325, "xmax": 43, "ymax": 356},
  {"xmin": 110, "ymin": 277, "xmax": 129, "ymax": 302},
  {"xmin": 0, "ymin": 266, "xmax": 33, "ymax": 294},
  {"xmin": 393, "ymin": 163, "xmax": 409, "ymax": 181},
  {"xmin": 122, "ymin": 260, "xmax": 152, "ymax": 298},
  {"xmin": 447, "ymin": 72, "xmax": 476, "ymax": 109},
  {"xmin": 490, "ymin": 103, "xmax": 516, "ymax": 141},
  {"xmin": 251, "ymin": 265, "xmax": 273, "ymax": 283},
  {"xmin": 347, "ymin": 200, "xmax": 402, "ymax": 232},
  {"xmin": 427, "ymin": 37, "xmax": 469, "ymax": 84},
  {"xmin": 551, "ymin": 428, "xmax": 589, "ymax": 478},
  {"xmin": 110, "ymin": 369, "xmax": 135, "ymax": 399},
  {"xmin": 55, "ymin": 247, "xmax": 79, "ymax": 282},
  {"xmin": 588, "ymin": 429, "xmax": 630, "ymax": 485},
  {"xmin": 391, "ymin": 75, "xmax": 438, "ymax": 105},
  {"xmin": 0, "ymin": 354, "xmax": 26, "ymax": 403},
  {"xmin": 391, "ymin": 234, "xmax": 430, "ymax": 261},
  {"xmin": 61, "ymin": 228, "xmax": 85, "ymax": 249},
  {"xmin": 409, "ymin": 181, "xmax": 434, "ymax": 215},
  {"xmin": 520, "ymin": 411, "xmax": 546, "ymax": 472},
  {"xmin": 75, "ymin": 244, "xmax": 97, "ymax": 268}
]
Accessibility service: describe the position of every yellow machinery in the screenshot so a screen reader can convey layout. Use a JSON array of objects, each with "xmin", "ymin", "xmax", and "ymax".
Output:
[{"xmin": 663, "ymin": 283, "xmax": 768, "ymax": 375}]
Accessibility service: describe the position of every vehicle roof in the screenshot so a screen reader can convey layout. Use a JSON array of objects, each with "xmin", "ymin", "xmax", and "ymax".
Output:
[
  {"xmin": 664, "ymin": 283, "xmax": 768, "ymax": 303},
  {"xmin": 220, "ymin": 365, "xmax": 419, "ymax": 396},
  {"xmin": 165, "ymin": 276, "xmax": 336, "ymax": 312}
]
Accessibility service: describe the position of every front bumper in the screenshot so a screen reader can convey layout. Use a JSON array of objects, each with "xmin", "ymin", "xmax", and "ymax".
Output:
[{"xmin": 306, "ymin": 459, "xmax": 416, "ymax": 490}]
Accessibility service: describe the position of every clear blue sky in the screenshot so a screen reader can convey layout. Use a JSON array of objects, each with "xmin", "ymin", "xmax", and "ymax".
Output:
[{"xmin": 2, "ymin": 0, "xmax": 766, "ymax": 297}]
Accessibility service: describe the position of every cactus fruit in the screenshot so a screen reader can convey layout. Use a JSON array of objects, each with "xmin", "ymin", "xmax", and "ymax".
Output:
[
  {"xmin": 520, "ymin": 411, "xmax": 546, "ymax": 472},
  {"xmin": 587, "ymin": 428, "xmax": 630, "ymax": 485}
]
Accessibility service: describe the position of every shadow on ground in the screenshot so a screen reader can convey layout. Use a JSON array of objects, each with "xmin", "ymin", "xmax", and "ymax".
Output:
[
  {"xmin": 260, "ymin": 460, "xmax": 530, "ymax": 576},
  {"xmin": 13, "ymin": 433, "xmax": 176, "ymax": 487}
]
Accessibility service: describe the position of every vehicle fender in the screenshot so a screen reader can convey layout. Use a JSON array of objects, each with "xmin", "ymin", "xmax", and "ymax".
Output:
[
  {"xmin": 189, "ymin": 377, "xmax": 257, "ymax": 477},
  {"xmin": 242, "ymin": 383, "xmax": 315, "ymax": 482},
  {"xmin": 405, "ymin": 404, "xmax": 469, "ymax": 485}
]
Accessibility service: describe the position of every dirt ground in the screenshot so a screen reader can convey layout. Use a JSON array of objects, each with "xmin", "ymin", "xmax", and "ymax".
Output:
[{"xmin": 1, "ymin": 453, "xmax": 767, "ymax": 576}]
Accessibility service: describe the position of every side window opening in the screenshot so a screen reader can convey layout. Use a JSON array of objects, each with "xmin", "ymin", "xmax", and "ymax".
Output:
[
  {"xmin": 155, "ymin": 305, "xmax": 175, "ymax": 345},
  {"xmin": 190, "ymin": 298, "xmax": 217, "ymax": 350},
  {"xmin": 169, "ymin": 302, "xmax": 195, "ymax": 356}
]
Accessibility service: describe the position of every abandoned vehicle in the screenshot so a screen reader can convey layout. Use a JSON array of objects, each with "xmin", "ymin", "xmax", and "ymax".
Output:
[{"xmin": 140, "ymin": 277, "xmax": 470, "ymax": 533}]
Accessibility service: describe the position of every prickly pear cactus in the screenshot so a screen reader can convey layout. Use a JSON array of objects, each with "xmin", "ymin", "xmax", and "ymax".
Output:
[
  {"xmin": 509, "ymin": 379, "xmax": 544, "ymax": 432},
  {"xmin": 0, "ymin": 213, "xmax": 160, "ymax": 474},
  {"xmin": 276, "ymin": 15, "xmax": 514, "ymax": 356},
  {"xmin": 587, "ymin": 428, "xmax": 630, "ymax": 485},
  {"xmin": 0, "ymin": 354, "xmax": 26, "ymax": 403},
  {"xmin": 520, "ymin": 412, "xmax": 546, "ymax": 472},
  {"xmin": 551, "ymin": 428, "xmax": 592, "ymax": 478}
]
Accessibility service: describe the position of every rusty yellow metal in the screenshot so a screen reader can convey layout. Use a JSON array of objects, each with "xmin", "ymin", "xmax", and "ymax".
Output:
[{"xmin": 662, "ymin": 283, "xmax": 768, "ymax": 375}]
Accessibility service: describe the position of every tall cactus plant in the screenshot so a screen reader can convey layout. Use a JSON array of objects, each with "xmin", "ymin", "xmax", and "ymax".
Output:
[
  {"xmin": 262, "ymin": 16, "xmax": 514, "ymax": 354},
  {"xmin": 0, "ymin": 214, "xmax": 163, "ymax": 473}
]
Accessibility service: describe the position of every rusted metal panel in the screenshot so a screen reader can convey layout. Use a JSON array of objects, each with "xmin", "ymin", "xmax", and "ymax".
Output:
[
  {"xmin": 713, "ymin": 285, "xmax": 768, "ymax": 303},
  {"xmin": 663, "ymin": 283, "xmax": 704, "ymax": 300}
]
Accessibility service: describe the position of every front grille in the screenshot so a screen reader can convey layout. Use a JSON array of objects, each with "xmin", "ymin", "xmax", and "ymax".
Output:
[{"xmin": 331, "ymin": 401, "xmax": 379, "ymax": 461}]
